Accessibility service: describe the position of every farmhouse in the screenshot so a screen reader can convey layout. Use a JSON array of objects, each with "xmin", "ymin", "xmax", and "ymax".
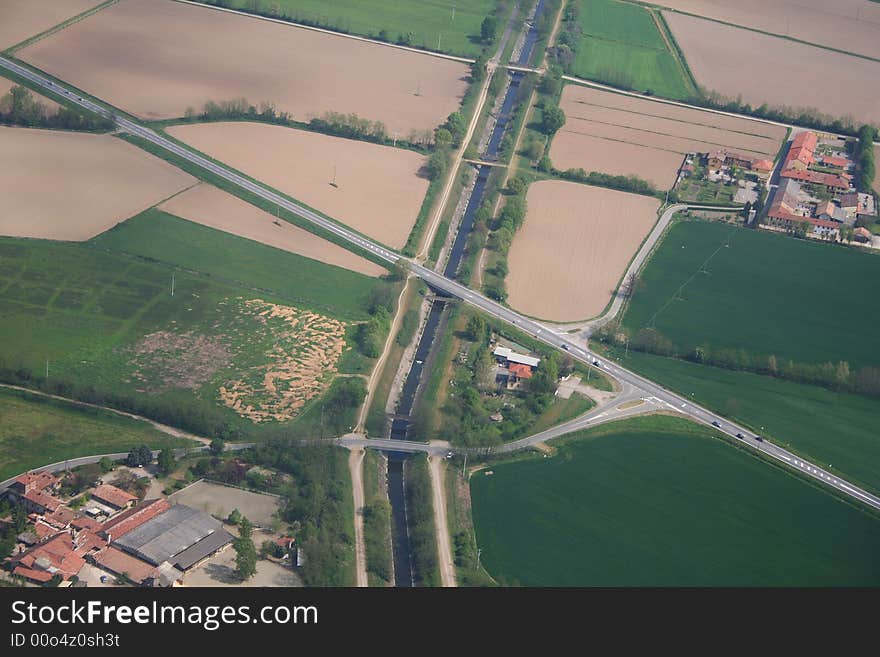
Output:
[
  {"xmin": 493, "ymin": 346, "xmax": 540, "ymax": 370},
  {"xmin": 6, "ymin": 471, "xmax": 63, "ymax": 515},
  {"xmin": 89, "ymin": 484, "xmax": 138, "ymax": 512},
  {"xmin": 9, "ymin": 533, "xmax": 85, "ymax": 584}
]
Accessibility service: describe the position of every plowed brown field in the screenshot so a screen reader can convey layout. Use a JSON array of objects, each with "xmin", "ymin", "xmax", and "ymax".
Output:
[
  {"xmin": 166, "ymin": 122, "xmax": 428, "ymax": 249},
  {"xmin": 0, "ymin": 0, "xmax": 102, "ymax": 50},
  {"xmin": 665, "ymin": 12, "xmax": 880, "ymax": 126},
  {"xmin": 159, "ymin": 184, "xmax": 385, "ymax": 277},
  {"xmin": 552, "ymin": 85, "xmax": 786, "ymax": 190},
  {"xmin": 506, "ymin": 181, "xmax": 659, "ymax": 322},
  {"xmin": 0, "ymin": 127, "xmax": 194, "ymax": 240},
  {"xmin": 654, "ymin": 0, "xmax": 880, "ymax": 60},
  {"xmin": 18, "ymin": 0, "xmax": 468, "ymax": 135}
]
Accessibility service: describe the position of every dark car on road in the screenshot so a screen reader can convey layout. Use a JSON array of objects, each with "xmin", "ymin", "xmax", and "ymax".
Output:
[{"xmin": 711, "ymin": 421, "xmax": 721, "ymax": 428}]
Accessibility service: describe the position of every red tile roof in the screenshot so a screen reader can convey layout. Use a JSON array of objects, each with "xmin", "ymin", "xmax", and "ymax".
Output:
[
  {"xmin": 71, "ymin": 515, "xmax": 102, "ymax": 532},
  {"xmin": 92, "ymin": 547, "xmax": 156, "ymax": 585},
  {"xmin": 14, "ymin": 533, "xmax": 85, "ymax": 581},
  {"xmin": 752, "ymin": 159, "xmax": 773, "ymax": 172},
  {"xmin": 33, "ymin": 521, "xmax": 60, "ymax": 540},
  {"xmin": 13, "ymin": 566, "xmax": 54, "ymax": 583},
  {"xmin": 822, "ymin": 155, "xmax": 850, "ymax": 168},
  {"xmin": 509, "ymin": 363, "xmax": 534, "ymax": 379},
  {"xmin": 791, "ymin": 131, "xmax": 818, "ymax": 150},
  {"xmin": 90, "ymin": 484, "xmax": 138, "ymax": 509},
  {"xmin": 14, "ymin": 471, "xmax": 59, "ymax": 492},
  {"xmin": 780, "ymin": 168, "xmax": 849, "ymax": 188},
  {"xmin": 45, "ymin": 507, "xmax": 76, "ymax": 528},
  {"xmin": 100, "ymin": 499, "xmax": 170, "ymax": 540},
  {"xmin": 23, "ymin": 489, "xmax": 62, "ymax": 513}
]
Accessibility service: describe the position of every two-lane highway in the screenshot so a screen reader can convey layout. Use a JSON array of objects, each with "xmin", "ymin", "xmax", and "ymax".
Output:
[{"xmin": 3, "ymin": 54, "xmax": 878, "ymax": 511}]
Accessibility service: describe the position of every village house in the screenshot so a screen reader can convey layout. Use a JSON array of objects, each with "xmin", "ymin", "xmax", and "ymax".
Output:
[
  {"xmin": 89, "ymin": 483, "xmax": 138, "ymax": 512},
  {"xmin": 6, "ymin": 471, "xmax": 63, "ymax": 515},
  {"xmin": 493, "ymin": 346, "xmax": 540, "ymax": 390}
]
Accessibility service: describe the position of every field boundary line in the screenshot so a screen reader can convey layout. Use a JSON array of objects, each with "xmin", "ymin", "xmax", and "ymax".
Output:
[
  {"xmin": 173, "ymin": 0, "xmax": 475, "ymax": 64},
  {"xmin": 3, "ymin": 0, "xmax": 119, "ymax": 55},
  {"xmin": 645, "ymin": 4, "xmax": 880, "ymax": 64},
  {"xmin": 650, "ymin": 8, "xmax": 699, "ymax": 97},
  {"xmin": 560, "ymin": 75, "xmax": 848, "ymax": 139}
]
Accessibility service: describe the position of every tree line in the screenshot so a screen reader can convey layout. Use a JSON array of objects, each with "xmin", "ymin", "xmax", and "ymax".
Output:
[
  {"xmin": 0, "ymin": 85, "xmax": 113, "ymax": 132},
  {"xmin": 403, "ymin": 455, "xmax": 440, "ymax": 587},
  {"xmin": 855, "ymin": 124, "xmax": 876, "ymax": 191},
  {"xmin": 593, "ymin": 322, "xmax": 880, "ymax": 399}
]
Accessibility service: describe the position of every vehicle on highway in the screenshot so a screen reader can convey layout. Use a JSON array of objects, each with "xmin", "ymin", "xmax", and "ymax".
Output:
[
  {"xmin": 561, "ymin": 344, "xmax": 569, "ymax": 350},
  {"xmin": 593, "ymin": 360, "xmax": 601, "ymax": 367},
  {"xmin": 755, "ymin": 435, "xmax": 764, "ymax": 442},
  {"xmin": 711, "ymin": 421, "xmax": 721, "ymax": 428},
  {"xmin": 736, "ymin": 433, "xmax": 745, "ymax": 439}
]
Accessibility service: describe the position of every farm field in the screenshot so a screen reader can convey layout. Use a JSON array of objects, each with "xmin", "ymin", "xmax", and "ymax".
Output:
[
  {"xmin": 612, "ymin": 352, "xmax": 880, "ymax": 496},
  {"xmin": 89, "ymin": 209, "xmax": 379, "ymax": 321},
  {"xmin": 18, "ymin": 0, "xmax": 469, "ymax": 134},
  {"xmin": 470, "ymin": 415, "xmax": 880, "ymax": 586},
  {"xmin": 506, "ymin": 181, "xmax": 658, "ymax": 321},
  {"xmin": 0, "ymin": 76, "xmax": 60, "ymax": 114},
  {"xmin": 650, "ymin": 0, "xmax": 880, "ymax": 61},
  {"xmin": 569, "ymin": 0, "xmax": 695, "ymax": 100},
  {"xmin": 0, "ymin": 127, "xmax": 194, "ymax": 240},
  {"xmin": 622, "ymin": 220, "xmax": 880, "ymax": 369},
  {"xmin": 157, "ymin": 184, "xmax": 384, "ymax": 277},
  {"xmin": 200, "ymin": 0, "xmax": 497, "ymax": 58},
  {"xmin": 665, "ymin": 12, "xmax": 880, "ymax": 126},
  {"xmin": 552, "ymin": 84, "xmax": 786, "ymax": 189},
  {"xmin": 167, "ymin": 122, "xmax": 429, "ymax": 249},
  {"xmin": 0, "ymin": 236, "xmax": 378, "ymax": 432},
  {"xmin": 0, "ymin": 387, "xmax": 189, "ymax": 482},
  {"xmin": 0, "ymin": 0, "xmax": 102, "ymax": 50}
]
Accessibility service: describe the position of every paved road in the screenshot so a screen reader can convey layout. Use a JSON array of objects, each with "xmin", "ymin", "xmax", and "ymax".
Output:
[{"xmin": 3, "ymin": 55, "xmax": 878, "ymax": 512}]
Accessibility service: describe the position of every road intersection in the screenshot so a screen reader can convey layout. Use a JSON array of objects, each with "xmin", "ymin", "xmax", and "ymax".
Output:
[{"xmin": 3, "ymin": 54, "xmax": 878, "ymax": 512}]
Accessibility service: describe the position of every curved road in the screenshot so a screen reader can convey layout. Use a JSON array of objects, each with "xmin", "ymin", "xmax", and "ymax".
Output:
[{"xmin": 3, "ymin": 55, "xmax": 878, "ymax": 512}]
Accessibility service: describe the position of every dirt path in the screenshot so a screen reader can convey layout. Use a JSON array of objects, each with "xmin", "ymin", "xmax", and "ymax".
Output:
[
  {"xmin": 0, "ymin": 383, "xmax": 211, "ymax": 445},
  {"xmin": 428, "ymin": 454, "xmax": 457, "ymax": 587},
  {"xmin": 348, "ymin": 447, "xmax": 368, "ymax": 587},
  {"xmin": 356, "ymin": 278, "xmax": 411, "ymax": 433}
]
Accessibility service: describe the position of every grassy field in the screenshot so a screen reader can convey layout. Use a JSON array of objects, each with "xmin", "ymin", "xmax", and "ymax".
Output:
[
  {"xmin": 471, "ymin": 415, "xmax": 880, "ymax": 586},
  {"xmin": 201, "ymin": 0, "xmax": 498, "ymax": 57},
  {"xmin": 0, "ymin": 387, "xmax": 190, "ymax": 481},
  {"xmin": 91, "ymin": 208, "xmax": 377, "ymax": 321},
  {"xmin": 570, "ymin": 0, "xmax": 695, "ymax": 100},
  {"xmin": 612, "ymin": 351, "xmax": 880, "ymax": 495},
  {"xmin": 623, "ymin": 220, "xmax": 880, "ymax": 369},
  {"xmin": 0, "ymin": 233, "xmax": 380, "ymax": 435}
]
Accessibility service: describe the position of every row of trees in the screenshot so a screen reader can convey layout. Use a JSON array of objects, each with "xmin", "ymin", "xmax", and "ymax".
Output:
[
  {"xmin": 404, "ymin": 455, "xmax": 440, "ymax": 586},
  {"xmin": 555, "ymin": 167, "xmax": 657, "ymax": 196},
  {"xmin": 0, "ymin": 85, "xmax": 113, "ymax": 131},
  {"xmin": 483, "ymin": 176, "xmax": 530, "ymax": 302},
  {"xmin": 593, "ymin": 323, "xmax": 880, "ymax": 398},
  {"xmin": 547, "ymin": 1, "xmax": 584, "ymax": 74},
  {"xmin": 855, "ymin": 124, "xmax": 877, "ymax": 191}
]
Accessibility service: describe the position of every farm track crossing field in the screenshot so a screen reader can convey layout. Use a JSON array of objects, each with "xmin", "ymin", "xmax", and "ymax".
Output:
[
  {"xmin": 506, "ymin": 181, "xmax": 658, "ymax": 321},
  {"xmin": 471, "ymin": 415, "xmax": 880, "ymax": 586},
  {"xmin": 0, "ymin": 387, "xmax": 189, "ymax": 482},
  {"xmin": 200, "ymin": 0, "xmax": 497, "ymax": 58},
  {"xmin": 157, "ymin": 184, "xmax": 385, "ymax": 278},
  {"xmin": 167, "ymin": 122, "xmax": 429, "ymax": 250},
  {"xmin": 665, "ymin": 12, "xmax": 880, "ymax": 126},
  {"xmin": 622, "ymin": 221, "xmax": 880, "ymax": 369},
  {"xmin": 552, "ymin": 84, "xmax": 786, "ymax": 189},
  {"xmin": 650, "ymin": 0, "xmax": 880, "ymax": 61},
  {"xmin": 0, "ymin": 236, "xmax": 378, "ymax": 430},
  {"xmin": 0, "ymin": 0, "xmax": 103, "ymax": 50},
  {"xmin": 615, "ymin": 352, "xmax": 880, "ymax": 496},
  {"xmin": 570, "ymin": 0, "xmax": 694, "ymax": 100},
  {"xmin": 18, "ymin": 0, "xmax": 469, "ymax": 134},
  {"xmin": 0, "ymin": 127, "xmax": 195, "ymax": 240}
]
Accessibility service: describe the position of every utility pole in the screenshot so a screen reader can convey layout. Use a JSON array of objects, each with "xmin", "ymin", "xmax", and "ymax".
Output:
[
  {"xmin": 438, "ymin": 33, "xmax": 442, "ymax": 50},
  {"xmin": 171, "ymin": 273, "xmax": 175, "ymax": 297},
  {"xmin": 462, "ymin": 452, "xmax": 467, "ymax": 477},
  {"xmin": 452, "ymin": 5, "xmax": 455, "ymax": 21},
  {"xmin": 45, "ymin": 359, "xmax": 49, "ymax": 380},
  {"xmin": 330, "ymin": 164, "xmax": 338, "ymax": 188},
  {"xmin": 625, "ymin": 337, "xmax": 630, "ymax": 358}
]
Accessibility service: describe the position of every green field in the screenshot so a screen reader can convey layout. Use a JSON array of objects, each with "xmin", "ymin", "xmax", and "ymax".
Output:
[
  {"xmin": 611, "ymin": 351, "xmax": 880, "ymax": 495},
  {"xmin": 0, "ymin": 387, "xmax": 189, "ymax": 481},
  {"xmin": 471, "ymin": 415, "xmax": 880, "ymax": 586},
  {"xmin": 0, "ymin": 227, "xmax": 384, "ymax": 437},
  {"xmin": 623, "ymin": 220, "xmax": 880, "ymax": 369},
  {"xmin": 202, "ymin": 0, "xmax": 499, "ymax": 57},
  {"xmin": 570, "ymin": 0, "xmax": 695, "ymax": 99},
  {"xmin": 91, "ymin": 209, "xmax": 377, "ymax": 321}
]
